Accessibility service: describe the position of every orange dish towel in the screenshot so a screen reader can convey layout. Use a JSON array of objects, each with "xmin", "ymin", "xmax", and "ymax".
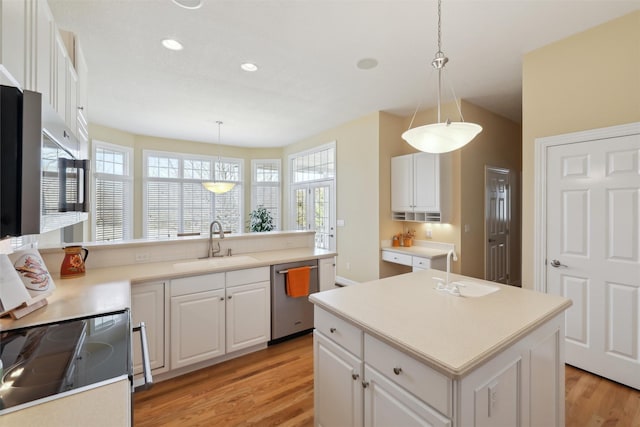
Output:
[{"xmin": 285, "ymin": 266, "xmax": 312, "ymax": 298}]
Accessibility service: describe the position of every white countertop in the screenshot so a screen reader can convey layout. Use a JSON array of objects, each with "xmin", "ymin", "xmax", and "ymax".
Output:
[
  {"xmin": 1, "ymin": 247, "xmax": 334, "ymax": 331},
  {"xmin": 309, "ymin": 269, "xmax": 571, "ymax": 378}
]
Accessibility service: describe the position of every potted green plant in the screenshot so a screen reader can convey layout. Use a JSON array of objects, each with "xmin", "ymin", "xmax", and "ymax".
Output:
[{"xmin": 249, "ymin": 206, "xmax": 274, "ymax": 232}]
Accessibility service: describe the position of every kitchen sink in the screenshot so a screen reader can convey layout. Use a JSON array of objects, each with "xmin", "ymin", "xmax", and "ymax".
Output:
[
  {"xmin": 450, "ymin": 280, "xmax": 500, "ymax": 298},
  {"xmin": 173, "ymin": 255, "xmax": 258, "ymax": 269}
]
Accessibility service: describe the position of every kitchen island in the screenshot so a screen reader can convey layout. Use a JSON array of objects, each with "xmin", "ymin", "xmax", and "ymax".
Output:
[{"xmin": 310, "ymin": 269, "xmax": 571, "ymax": 427}]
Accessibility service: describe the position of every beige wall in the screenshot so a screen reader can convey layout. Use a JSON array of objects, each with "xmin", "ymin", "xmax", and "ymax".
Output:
[
  {"xmin": 89, "ymin": 124, "xmax": 282, "ymax": 239},
  {"xmin": 398, "ymin": 100, "xmax": 521, "ymax": 278},
  {"xmin": 283, "ymin": 113, "xmax": 381, "ymax": 283},
  {"xmin": 521, "ymin": 11, "xmax": 640, "ymax": 289}
]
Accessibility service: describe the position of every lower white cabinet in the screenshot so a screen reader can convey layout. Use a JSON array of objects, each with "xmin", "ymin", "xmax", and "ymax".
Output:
[
  {"xmin": 364, "ymin": 365, "xmax": 451, "ymax": 427},
  {"xmin": 314, "ymin": 307, "xmax": 564, "ymax": 427},
  {"xmin": 226, "ymin": 268, "xmax": 270, "ymax": 353},
  {"xmin": 170, "ymin": 273, "xmax": 226, "ymax": 370},
  {"xmin": 170, "ymin": 267, "xmax": 271, "ymax": 370},
  {"xmin": 131, "ymin": 281, "xmax": 167, "ymax": 375},
  {"xmin": 319, "ymin": 256, "xmax": 337, "ymax": 291},
  {"xmin": 314, "ymin": 331, "xmax": 363, "ymax": 427},
  {"xmin": 171, "ymin": 288, "xmax": 226, "ymax": 369}
]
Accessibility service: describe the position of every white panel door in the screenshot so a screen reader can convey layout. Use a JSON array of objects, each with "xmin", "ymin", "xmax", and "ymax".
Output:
[
  {"xmin": 226, "ymin": 281, "xmax": 270, "ymax": 353},
  {"xmin": 546, "ymin": 131, "xmax": 640, "ymax": 389},
  {"xmin": 485, "ymin": 167, "xmax": 510, "ymax": 284}
]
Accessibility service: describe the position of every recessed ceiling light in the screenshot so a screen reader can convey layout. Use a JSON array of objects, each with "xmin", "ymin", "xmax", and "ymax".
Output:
[
  {"xmin": 162, "ymin": 38, "xmax": 184, "ymax": 51},
  {"xmin": 240, "ymin": 62, "xmax": 259, "ymax": 72},
  {"xmin": 171, "ymin": 0, "xmax": 202, "ymax": 10},
  {"xmin": 356, "ymin": 58, "xmax": 378, "ymax": 70}
]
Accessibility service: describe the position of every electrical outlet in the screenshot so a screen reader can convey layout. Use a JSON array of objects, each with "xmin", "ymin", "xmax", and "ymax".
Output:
[
  {"xmin": 135, "ymin": 253, "xmax": 149, "ymax": 262},
  {"xmin": 426, "ymin": 229, "xmax": 432, "ymax": 238},
  {"xmin": 346, "ymin": 262, "xmax": 351, "ymax": 270}
]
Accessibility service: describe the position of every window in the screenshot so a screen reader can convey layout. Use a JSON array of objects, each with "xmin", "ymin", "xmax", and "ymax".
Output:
[
  {"xmin": 143, "ymin": 150, "xmax": 243, "ymax": 238},
  {"xmin": 92, "ymin": 141, "xmax": 133, "ymax": 241},
  {"xmin": 251, "ymin": 159, "xmax": 281, "ymax": 230},
  {"xmin": 289, "ymin": 143, "xmax": 336, "ymax": 250}
]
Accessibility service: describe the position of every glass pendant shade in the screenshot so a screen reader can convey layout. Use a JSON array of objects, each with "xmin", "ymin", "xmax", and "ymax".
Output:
[
  {"xmin": 202, "ymin": 181, "xmax": 235, "ymax": 194},
  {"xmin": 402, "ymin": 121, "xmax": 482, "ymax": 154},
  {"xmin": 202, "ymin": 120, "xmax": 235, "ymax": 194},
  {"xmin": 403, "ymin": 0, "xmax": 482, "ymax": 154}
]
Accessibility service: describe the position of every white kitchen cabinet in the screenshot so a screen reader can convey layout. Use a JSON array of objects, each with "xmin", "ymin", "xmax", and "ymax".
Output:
[
  {"xmin": 314, "ymin": 329, "xmax": 364, "ymax": 427},
  {"xmin": 170, "ymin": 273, "xmax": 226, "ymax": 369},
  {"xmin": 0, "ymin": 0, "xmax": 29, "ymax": 88},
  {"xmin": 381, "ymin": 249, "xmax": 446, "ymax": 272},
  {"xmin": 319, "ymin": 256, "xmax": 337, "ymax": 291},
  {"xmin": 391, "ymin": 152, "xmax": 450, "ymax": 222},
  {"xmin": 53, "ymin": 29, "xmax": 67, "ymax": 122},
  {"xmin": 364, "ymin": 365, "xmax": 451, "ymax": 427},
  {"xmin": 75, "ymin": 40, "xmax": 89, "ymax": 149},
  {"xmin": 225, "ymin": 267, "xmax": 270, "ymax": 353},
  {"xmin": 314, "ymin": 305, "xmax": 565, "ymax": 427},
  {"xmin": 131, "ymin": 281, "xmax": 167, "ymax": 375},
  {"xmin": 34, "ymin": 0, "xmax": 55, "ymax": 107},
  {"xmin": 65, "ymin": 59, "xmax": 78, "ymax": 132}
]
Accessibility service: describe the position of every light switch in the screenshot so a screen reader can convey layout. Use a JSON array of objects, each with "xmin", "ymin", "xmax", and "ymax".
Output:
[{"xmin": 337, "ymin": 219, "xmax": 345, "ymax": 227}]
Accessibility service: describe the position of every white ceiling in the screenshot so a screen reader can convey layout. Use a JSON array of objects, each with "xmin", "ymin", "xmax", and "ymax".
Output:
[{"xmin": 48, "ymin": 0, "xmax": 638, "ymax": 148}]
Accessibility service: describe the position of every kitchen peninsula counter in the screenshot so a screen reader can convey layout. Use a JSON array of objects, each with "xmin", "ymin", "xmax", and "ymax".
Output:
[{"xmin": 1, "ymin": 247, "xmax": 334, "ymax": 331}]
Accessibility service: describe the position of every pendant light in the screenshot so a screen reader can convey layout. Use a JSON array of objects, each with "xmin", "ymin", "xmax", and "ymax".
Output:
[
  {"xmin": 202, "ymin": 121, "xmax": 235, "ymax": 194},
  {"xmin": 402, "ymin": 0, "xmax": 482, "ymax": 154}
]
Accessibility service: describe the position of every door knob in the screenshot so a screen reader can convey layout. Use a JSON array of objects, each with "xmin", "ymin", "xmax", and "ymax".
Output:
[{"xmin": 550, "ymin": 259, "xmax": 567, "ymax": 268}]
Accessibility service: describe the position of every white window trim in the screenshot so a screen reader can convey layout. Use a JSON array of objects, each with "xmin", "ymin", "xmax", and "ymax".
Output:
[
  {"xmin": 287, "ymin": 142, "xmax": 336, "ymax": 246},
  {"xmin": 142, "ymin": 149, "xmax": 244, "ymax": 237},
  {"xmin": 91, "ymin": 140, "xmax": 134, "ymax": 241},
  {"xmin": 251, "ymin": 158, "xmax": 281, "ymax": 230}
]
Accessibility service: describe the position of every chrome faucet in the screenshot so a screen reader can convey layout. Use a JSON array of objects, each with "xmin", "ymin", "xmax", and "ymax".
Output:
[
  {"xmin": 207, "ymin": 220, "xmax": 225, "ymax": 258},
  {"xmin": 446, "ymin": 249, "xmax": 459, "ymax": 294}
]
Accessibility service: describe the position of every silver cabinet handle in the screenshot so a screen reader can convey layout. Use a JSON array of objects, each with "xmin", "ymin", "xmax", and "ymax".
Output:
[
  {"xmin": 133, "ymin": 322, "xmax": 154, "ymax": 392},
  {"xmin": 362, "ymin": 381, "xmax": 370, "ymax": 388},
  {"xmin": 352, "ymin": 373, "xmax": 359, "ymax": 380},
  {"xmin": 550, "ymin": 259, "xmax": 567, "ymax": 268},
  {"xmin": 330, "ymin": 327, "xmax": 336, "ymax": 333},
  {"xmin": 393, "ymin": 367, "xmax": 402, "ymax": 375}
]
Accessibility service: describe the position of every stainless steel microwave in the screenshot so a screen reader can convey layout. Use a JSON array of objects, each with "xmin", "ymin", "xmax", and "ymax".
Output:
[{"xmin": 0, "ymin": 85, "xmax": 89, "ymax": 238}]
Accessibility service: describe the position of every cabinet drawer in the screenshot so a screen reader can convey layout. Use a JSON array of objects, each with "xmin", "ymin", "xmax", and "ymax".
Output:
[
  {"xmin": 171, "ymin": 273, "xmax": 225, "ymax": 296},
  {"xmin": 412, "ymin": 256, "xmax": 431, "ymax": 269},
  {"xmin": 226, "ymin": 266, "xmax": 270, "ymax": 287},
  {"xmin": 365, "ymin": 334, "xmax": 452, "ymax": 417},
  {"xmin": 315, "ymin": 307, "xmax": 363, "ymax": 358},
  {"xmin": 382, "ymin": 250, "xmax": 412, "ymax": 266}
]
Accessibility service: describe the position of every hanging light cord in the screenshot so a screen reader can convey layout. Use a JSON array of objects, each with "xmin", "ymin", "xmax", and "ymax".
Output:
[{"xmin": 406, "ymin": 0, "xmax": 467, "ymax": 131}]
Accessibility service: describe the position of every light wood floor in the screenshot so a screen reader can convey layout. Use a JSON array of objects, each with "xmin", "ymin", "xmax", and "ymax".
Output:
[{"xmin": 134, "ymin": 334, "xmax": 640, "ymax": 427}]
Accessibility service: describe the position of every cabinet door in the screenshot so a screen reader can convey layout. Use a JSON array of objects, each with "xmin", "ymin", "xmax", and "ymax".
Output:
[
  {"xmin": 314, "ymin": 332, "xmax": 364, "ymax": 427},
  {"xmin": 0, "ymin": 0, "xmax": 27, "ymax": 88},
  {"xmin": 319, "ymin": 257, "xmax": 337, "ymax": 291},
  {"xmin": 226, "ymin": 281, "xmax": 270, "ymax": 353},
  {"xmin": 53, "ymin": 29, "xmax": 68, "ymax": 122},
  {"xmin": 413, "ymin": 153, "xmax": 439, "ymax": 212},
  {"xmin": 391, "ymin": 154, "xmax": 414, "ymax": 212},
  {"xmin": 131, "ymin": 281, "xmax": 166, "ymax": 374},
  {"xmin": 75, "ymin": 41, "xmax": 89, "ymax": 152},
  {"xmin": 171, "ymin": 289, "xmax": 225, "ymax": 369},
  {"xmin": 35, "ymin": 0, "xmax": 55, "ymax": 107},
  {"xmin": 364, "ymin": 365, "xmax": 451, "ymax": 427},
  {"xmin": 66, "ymin": 61, "xmax": 78, "ymax": 132}
]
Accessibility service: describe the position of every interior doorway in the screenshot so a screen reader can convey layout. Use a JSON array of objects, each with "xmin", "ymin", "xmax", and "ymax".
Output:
[{"xmin": 484, "ymin": 166, "xmax": 511, "ymax": 284}]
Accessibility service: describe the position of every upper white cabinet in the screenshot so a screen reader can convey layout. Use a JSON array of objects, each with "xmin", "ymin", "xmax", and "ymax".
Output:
[
  {"xmin": 34, "ymin": 0, "xmax": 55, "ymax": 106},
  {"xmin": 1, "ymin": 0, "xmax": 88, "ymax": 147},
  {"xmin": 391, "ymin": 152, "xmax": 451, "ymax": 222},
  {"xmin": 0, "ymin": 0, "xmax": 29, "ymax": 88}
]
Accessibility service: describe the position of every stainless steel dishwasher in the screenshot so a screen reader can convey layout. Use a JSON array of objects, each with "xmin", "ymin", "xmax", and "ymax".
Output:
[{"xmin": 270, "ymin": 259, "xmax": 319, "ymax": 343}]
